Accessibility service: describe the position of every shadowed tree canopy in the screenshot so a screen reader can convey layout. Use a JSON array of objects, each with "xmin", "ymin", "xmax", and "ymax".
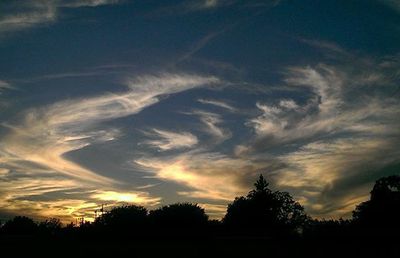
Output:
[
  {"xmin": 95, "ymin": 205, "xmax": 148, "ymax": 230},
  {"xmin": 223, "ymin": 175, "xmax": 308, "ymax": 235},
  {"xmin": 149, "ymin": 203, "xmax": 208, "ymax": 228},
  {"xmin": 353, "ymin": 175, "xmax": 400, "ymax": 228},
  {"xmin": 1, "ymin": 216, "xmax": 38, "ymax": 235},
  {"xmin": 38, "ymin": 218, "xmax": 62, "ymax": 235}
]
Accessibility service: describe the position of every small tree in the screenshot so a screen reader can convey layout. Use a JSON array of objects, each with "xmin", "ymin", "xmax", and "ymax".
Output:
[
  {"xmin": 252, "ymin": 174, "xmax": 270, "ymax": 193},
  {"xmin": 353, "ymin": 175, "xmax": 400, "ymax": 228},
  {"xmin": 223, "ymin": 174, "xmax": 308, "ymax": 235}
]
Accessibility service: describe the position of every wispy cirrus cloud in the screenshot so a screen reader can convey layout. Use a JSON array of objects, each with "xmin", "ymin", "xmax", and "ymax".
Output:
[
  {"xmin": 236, "ymin": 51, "xmax": 400, "ymax": 218},
  {"xmin": 149, "ymin": 0, "xmax": 281, "ymax": 18},
  {"xmin": 0, "ymin": 80, "xmax": 13, "ymax": 93},
  {"xmin": 135, "ymin": 151, "xmax": 264, "ymax": 202},
  {"xmin": 276, "ymin": 137, "xmax": 400, "ymax": 218},
  {"xmin": 0, "ymin": 73, "xmax": 218, "ymax": 221},
  {"xmin": 0, "ymin": 174, "xmax": 160, "ymax": 222},
  {"xmin": 0, "ymin": 3, "xmax": 57, "ymax": 34},
  {"xmin": 198, "ymin": 98, "xmax": 237, "ymax": 112},
  {"xmin": 133, "ymin": 46, "xmax": 400, "ymax": 220},
  {"xmin": 187, "ymin": 110, "xmax": 232, "ymax": 142},
  {"xmin": 238, "ymin": 62, "xmax": 399, "ymax": 154},
  {"xmin": 0, "ymin": 0, "xmax": 121, "ymax": 36},
  {"xmin": 181, "ymin": 0, "xmax": 281, "ymax": 12},
  {"xmin": 142, "ymin": 129, "xmax": 198, "ymax": 151},
  {"xmin": 58, "ymin": 0, "xmax": 122, "ymax": 8},
  {"xmin": 189, "ymin": 0, "xmax": 221, "ymax": 11},
  {"xmin": 1, "ymin": 73, "xmax": 217, "ymax": 183},
  {"xmin": 151, "ymin": 0, "xmax": 229, "ymax": 16},
  {"xmin": 0, "ymin": 80, "xmax": 14, "ymax": 108}
]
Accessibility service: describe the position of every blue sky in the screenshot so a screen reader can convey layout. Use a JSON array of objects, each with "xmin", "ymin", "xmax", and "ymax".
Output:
[{"xmin": 0, "ymin": 0, "xmax": 399, "ymax": 222}]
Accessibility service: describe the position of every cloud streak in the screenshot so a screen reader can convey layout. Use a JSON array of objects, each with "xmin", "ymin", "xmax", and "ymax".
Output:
[
  {"xmin": 1, "ymin": 73, "xmax": 218, "ymax": 182},
  {"xmin": 0, "ymin": 0, "xmax": 121, "ymax": 36},
  {"xmin": 135, "ymin": 151, "xmax": 263, "ymax": 203},
  {"xmin": 198, "ymin": 98, "xmax": 237, "ymax": 112},
  {"xmin": 239, "ymin": 63, "xmax": 399, "ymax": 153},
  {"xmin": 0, "ymin": 73, "xmax": 218, "ymax": 220},
  {"xmin": 0, "ymin": 3, "xmax": 57, "ymax": 34},
  {"xmin": 188, "ymin": 110, "xmax": 232, "ymax": 143},
  {"xmin": 143, "ymin": 129, "xmax": 198, "ymax": 151},
  {"xmin": 0, "ymin": 80, "xmax": 13, "ymax": 94},
  {"xmin": 237, "ymin": 55, "xmax": 400, "ymax": 217},
  {"xmin": 276, "ymin": 137, "xmax": 400, "ymax": 218}
]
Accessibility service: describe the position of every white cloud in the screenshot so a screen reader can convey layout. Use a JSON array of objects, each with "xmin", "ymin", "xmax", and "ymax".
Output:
[
  {"xmin": 0, "ymin": 3, "xmax": 57, "ymax": 34},
  {"xmin": 59, "ymin": 0, "xmax": 121, "ymax": 8},
  {"xmin": 184, "ymin": 0, "xmax": 280, "ymax": 12},
  {"xmin": 0, "ymin": 80, "xmax": 13, "ymax": 99},
  {"xmin": 0, "ymin": 0, "xmax": 121, "ymax": 36},
  {"xmin": 143, "ymin": 129, "xmax": 198, "ymax": 151},
  {"xmin": 284, "ymin": 65, "xmax": 343, "ymax": 114},
  {"xmin": 279, "ymin": 99, "xmax": 299, "ymax": 110},
  {"xmin": 298, "ymin": 38, "xmax": 348, "ymax": 55},
  {"xmin": 249, "ymin": 102, "xmax": 287, "ymax": 137},
  {"xmin": 189, "ymin": 110, "xmax": 231, "ymax": 142},
  {"xmin": 198, "ymin": 98, "xmax": 237, "ymax": 112},
  {"xmin": 185, "ymin": 0, "xmax": 224, "ymax": 11},
  {"xmin": 1, "ymin": 73, "xmax": 217, "ymax": 184},
  {"xmin": 244, "ymin": 64, "xmax": 400, "ymax": 148},
  {"xmin": 0, "ymin": 80, "xmax": 12, "ymax": 90},
  {"xmin": 135, "ymin": 151, "xmax": 261, "ymax": 203},
  {"xmin": 240, "ymin": 56, "xmax": 400, "ymax": 218},
  {"xmin": 0, "ymin": 73, "xmax": 218, "ymax": 221},
  {"xmin": 204, "ymin": 0, "xmax": 219, "ymax": 8},
  {"xmin": 127, "ymin": 73, "xmax": 218, "ymax": 95},
  {"xmin": 276, "ymin": 137, "xmax": 400, "ymax": 218}
]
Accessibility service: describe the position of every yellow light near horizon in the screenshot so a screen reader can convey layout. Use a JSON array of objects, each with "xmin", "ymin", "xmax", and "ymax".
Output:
[{"xmin": 92, "ymin": 191, "xmax": 138, "ymax": 203}]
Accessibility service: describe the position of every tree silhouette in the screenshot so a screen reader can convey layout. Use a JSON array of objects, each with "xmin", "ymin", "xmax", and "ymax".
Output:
[
  {"xmin": 1, "ymin": 216, "xmax": 38, "ymax": 235},
  {"xmin": 353, "ymin": 175, "xmax": 400, "ymax": 228},
  {"xmin": 149, "ymin": 203, "xmax": 208, "ymax": 229},
  {"xmin": 252, "ymin": 174, "xmax": 269, "ymax": 193},
  {"xmin": 224, "ymin": 174, "xmax": 308, "ymax": 235},
  {"xmin": 94, "ymin": 205, "xmax": 148, "ymax": 233},
  {"xmin": 38, "ymin": 218, "xmax": 62, "ymax": 235}
]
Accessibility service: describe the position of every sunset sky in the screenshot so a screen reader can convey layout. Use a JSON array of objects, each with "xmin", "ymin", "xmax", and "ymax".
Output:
[{"xmin": 0, "ymin": 0, "xmax": 399, "ymax": 223}]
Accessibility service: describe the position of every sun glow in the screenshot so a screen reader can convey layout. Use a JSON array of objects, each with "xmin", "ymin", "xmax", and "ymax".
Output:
[
  {"xmin": 91, "ymin": 191, "xmax": 140, "ymax": 202},
  {"xmin": 90, "ymin": 190, "xmax": 161, "ymax": 206}
]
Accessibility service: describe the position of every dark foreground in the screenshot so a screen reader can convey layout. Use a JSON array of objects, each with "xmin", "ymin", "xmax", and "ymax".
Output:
[
  {"xmin": 1, "ymin": 233, "xmax": 399, "ymax": 258},
  {"xmin": 2, "ymin": 175, "xmax": 399, "ymax": 257}
]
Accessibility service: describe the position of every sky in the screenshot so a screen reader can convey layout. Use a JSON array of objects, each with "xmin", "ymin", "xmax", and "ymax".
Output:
[{"xmin": 0, "ymin": 0, "xmax": 399, "ymax": 223}]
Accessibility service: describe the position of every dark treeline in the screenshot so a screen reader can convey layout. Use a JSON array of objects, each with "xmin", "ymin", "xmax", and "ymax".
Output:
[{"xmin": 1, "ymin": 175, "xmax": 399, "ymax": 257}]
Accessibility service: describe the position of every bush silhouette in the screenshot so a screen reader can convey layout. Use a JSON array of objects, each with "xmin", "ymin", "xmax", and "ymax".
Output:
[
  {"xmin": 149, "ymin": 203, "xmax": 208, "ymax": 229},
  {"xmin": 224, "ymin": 175, "xmax": 308, "ymax": 235},
  {"xmin": 1, "ymin": 216, "xmax": 38, "ymax": 235},
  {"xmin": 38, "ymin": 218, "xmax": 62, "ymax": 235},
  {"xmin": 353, "ymin": 175, "xmax": 400, "ymax": 228},
  {"xmin": 94, "ymin": 205, "xmax": 148, "ymax": 232}
]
